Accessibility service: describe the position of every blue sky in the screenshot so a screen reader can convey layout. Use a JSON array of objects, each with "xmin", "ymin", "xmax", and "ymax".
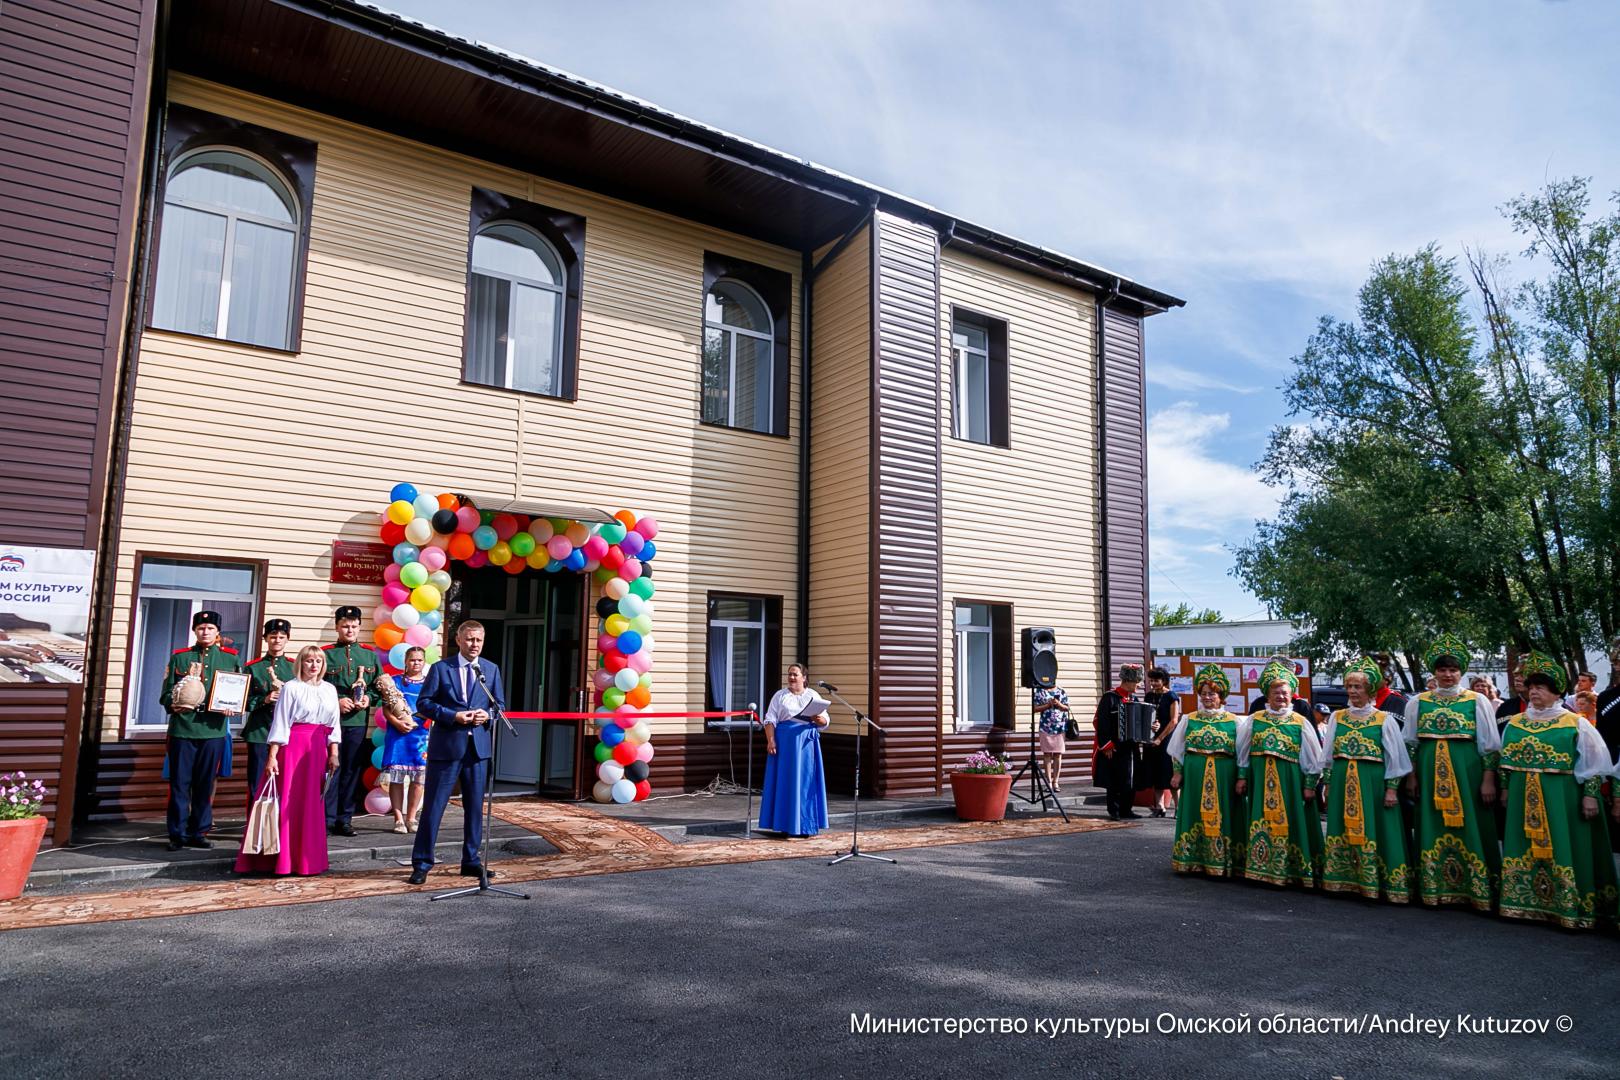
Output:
[{"xmin": 385, "ymin": 0, "xmax": 1620, "ymax": 620}]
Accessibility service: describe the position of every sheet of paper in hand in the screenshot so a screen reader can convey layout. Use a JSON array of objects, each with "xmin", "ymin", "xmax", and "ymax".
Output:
[
  {"xmin": 793, "ymin": 698, "xmax": 830, "ymax": 722},
  {"xmin": 208, "ymin": 671, "xmax": 251, "ymax": 714}
]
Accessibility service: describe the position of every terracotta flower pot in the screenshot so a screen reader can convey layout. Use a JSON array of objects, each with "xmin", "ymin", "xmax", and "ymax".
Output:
[
  {"xmin": 0, "ymin": 816, "xmax": 47, "ymax": 900},
  {"xmin": 949, "ymin": 772, "xmax": 1013, "ymax": 821}
]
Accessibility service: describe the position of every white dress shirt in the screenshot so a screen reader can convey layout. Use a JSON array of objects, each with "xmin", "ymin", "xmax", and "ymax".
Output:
[{"xmin": 265, "ymin": 678, "xmax": 343, "ymax": 746}]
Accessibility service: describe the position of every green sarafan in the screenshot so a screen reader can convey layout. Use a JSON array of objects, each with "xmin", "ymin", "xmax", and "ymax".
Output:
[{"xmin": 1237, "ymin": 177, "xmax": 1620, "ymax": 684}]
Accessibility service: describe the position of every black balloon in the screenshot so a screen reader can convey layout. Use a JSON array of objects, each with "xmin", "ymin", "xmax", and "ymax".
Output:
[
  {"xmin": 596, "ymin": 597, "xmax": 617, "ymax": 619},
  {"xmin": 638, "ymin": 563, "xmax": 652, "ymax": 580},
  {"xmin": 431, "ymin": 508, "xmax": 459, "ymax": 534},
  {"xmin": 624, "ymin": 761, "xmax": 649, "ymax": 782}
]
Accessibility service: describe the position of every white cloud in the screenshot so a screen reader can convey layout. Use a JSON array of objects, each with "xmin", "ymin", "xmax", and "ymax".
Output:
[
  {"xmin": 1145, "ymin": 360, "xmax": 1262, "ymax": 395},
  {"xmin": 1146, "ymin": 401, "xmax": 1279, "ymax": 532}
]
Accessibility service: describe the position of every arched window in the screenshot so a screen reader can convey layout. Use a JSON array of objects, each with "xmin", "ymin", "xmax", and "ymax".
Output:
[
  {"xmin": 702, "ymin": 278, "xmax": 775, "ymax": 431},
  {"xmin": 151, "ymin": 149, "xmax": 299, "ymax": 350},
  {"xmin": 467, "ymin": 222, "xmax": 567, "ymax": 397}
]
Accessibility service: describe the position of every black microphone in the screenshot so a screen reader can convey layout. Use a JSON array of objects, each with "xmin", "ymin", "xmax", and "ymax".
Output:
[{"xmin": 818, "ymin": 680, "xmax": 839, "ymax": 693}]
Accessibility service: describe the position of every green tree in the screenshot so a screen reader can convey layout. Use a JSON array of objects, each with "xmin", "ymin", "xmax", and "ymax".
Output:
[
  {"xmin": 1150, "ymin": 602, "xmax": 1224, "ymax": 626},
  {"xmin": 1237, "ymin": 180, "xmax": 1620, "ymax": 679}
]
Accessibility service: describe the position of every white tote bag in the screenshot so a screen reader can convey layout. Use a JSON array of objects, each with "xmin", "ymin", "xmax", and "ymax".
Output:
[{"xmin": 242, "ymin": 774, "xmax": 281, "ymax": 856}]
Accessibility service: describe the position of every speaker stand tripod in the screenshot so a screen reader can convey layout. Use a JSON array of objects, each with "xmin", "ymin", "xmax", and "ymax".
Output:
[{"xmin": 1008, "ymin": 687, "xmax": 1069, "ymax": 822}]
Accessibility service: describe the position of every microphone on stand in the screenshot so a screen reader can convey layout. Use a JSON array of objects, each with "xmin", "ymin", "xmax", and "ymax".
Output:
[
  {"xmin": 469, "ymin": 659, "xmax": 516, "ymax": 735},
  {"xmin": 817, "ymin": 680, "xmax": 839, "ymax": 693}
]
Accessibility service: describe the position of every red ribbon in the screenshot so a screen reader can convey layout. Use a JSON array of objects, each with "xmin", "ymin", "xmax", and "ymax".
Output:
[{"xmin": 503, "ymin": 709, "xmax": 757, "ymax": 721}]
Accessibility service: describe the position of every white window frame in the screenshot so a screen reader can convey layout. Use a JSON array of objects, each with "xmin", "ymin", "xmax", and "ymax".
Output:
[
  {"xmin": 954, "ymin": 603, "xmax": 995, "ymax": 732},
  {"xmin": 703, "ymin": 279, "xmax": 775, "ymax": 432},
  {"xmin": 155, "ymin": 147, "xmax": 299, "ymax": 348},
  {"xmin": 951, "ymin": 317, "xmax": 992, "ymax": 443},
  {"xmin": 127, "ymin": 558, "xmax": 260, "ymax": 735},
  {"xmin": 469, "ymin": 222, "xmax": 568, "ymax": 397},
  {"xmin": 709, "ymin": 597, "xmax": 768, "ymax": 723}
]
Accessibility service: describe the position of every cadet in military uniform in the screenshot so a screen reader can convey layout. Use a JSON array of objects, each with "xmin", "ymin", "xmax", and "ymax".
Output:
[
  {"xmin": 324, "ymin": 605, "xmax": 380, "ymax": 836},
  {"xmin": 159, "ymin": 610, "xmax": 243, "ymax": 850},
  {"xmin": 242, "ymin": 618, "xmax": 295, "ymax": 808}
]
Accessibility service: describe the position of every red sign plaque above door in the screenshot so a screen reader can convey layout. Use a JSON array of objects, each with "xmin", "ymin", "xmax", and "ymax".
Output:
[{"xmin": 330, "ymin": 541, "xmax": 393, "ymax": 584}]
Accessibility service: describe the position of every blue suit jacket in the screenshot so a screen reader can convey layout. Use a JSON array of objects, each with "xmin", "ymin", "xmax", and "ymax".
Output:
[{"xmin": 418, "ymin": 656, "xmax": 505, "ymax": 762}]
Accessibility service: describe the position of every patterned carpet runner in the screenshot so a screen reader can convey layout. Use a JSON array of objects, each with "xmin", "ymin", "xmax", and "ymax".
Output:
[{"xmin": 0, "ymin": 801, "xmax": 1123, "ymax": 932}]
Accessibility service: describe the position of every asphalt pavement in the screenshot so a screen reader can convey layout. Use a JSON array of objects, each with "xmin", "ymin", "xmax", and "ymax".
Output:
[{"xmin": 3, "ymin": 816, "xmax": 1616, "ymax": 1078}]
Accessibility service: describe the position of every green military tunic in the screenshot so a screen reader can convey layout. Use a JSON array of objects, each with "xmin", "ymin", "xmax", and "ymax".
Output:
[
  {"xmin": 160, "ymin": 643, "xmax": 243, "ymax": 739},
  {"xmin": 242, "ymin": 653, "xmax": 296, "ymax": 744},
  {"xmin": 1498, "ymin": 708, "xmax": 1619, "ymax": 930},
  {"xmin": 1402, "ymin": 690, "xmax": 1500, "ymax": 911},
  {"xmin": 323, "ymin": 641, "xmax": 380, "ymax": 728},
  {"xmin": 1168, "ymin": 710, "xmax": 1248, "ymax": 878},
  {"xmin": 1321, "ymin": 707, "xmax": 1413, "ymax": 902},
  {"xmin": 1243, "ymin": 709, "xmax": 1323, "ymax": 888}
]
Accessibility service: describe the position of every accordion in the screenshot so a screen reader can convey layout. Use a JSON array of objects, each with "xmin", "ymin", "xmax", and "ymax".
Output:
[{"xmin": 1116, "ymin": 700, "xmax": 1157, "ymax": 744}]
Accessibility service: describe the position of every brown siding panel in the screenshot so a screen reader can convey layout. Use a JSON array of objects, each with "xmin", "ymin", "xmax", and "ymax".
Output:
[
  {"xmin": 870, "ymin": 213, "xmax": 944, "ymax": 797},
  {"xmin": 0, "ymin": 0, "xmax": 155, "ymax": 845},
  {"xmin": 1099, "ymin": 304, "xmax": 1149, "ymax": 678}
]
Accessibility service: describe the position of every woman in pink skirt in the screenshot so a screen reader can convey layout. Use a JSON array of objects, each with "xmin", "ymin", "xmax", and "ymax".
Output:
[{"xmin": 235, "ymin": 644, "xmax": 341, "ymax": 876}]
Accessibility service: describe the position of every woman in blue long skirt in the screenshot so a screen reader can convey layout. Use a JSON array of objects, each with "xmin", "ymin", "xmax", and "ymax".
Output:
[{"xmin": 759, "ymin": 663, "xmax": 830, "ymax": 837}]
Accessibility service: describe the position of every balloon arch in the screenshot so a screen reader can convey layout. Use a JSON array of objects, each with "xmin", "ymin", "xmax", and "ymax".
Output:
[{"xmin": 364, "ymin": 482, "xmax": 660, "ymax": 809}]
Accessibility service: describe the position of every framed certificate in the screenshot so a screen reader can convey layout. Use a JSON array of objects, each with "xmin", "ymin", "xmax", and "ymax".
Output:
[{"xmin": 208, "ymin": 671, "xmax": 251, "ymax": 714}]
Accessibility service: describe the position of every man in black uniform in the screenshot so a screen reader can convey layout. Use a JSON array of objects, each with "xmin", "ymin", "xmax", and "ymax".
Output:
[
  {"xmin": 1092, "ymin": 664, "xmax": 1144, "ymax": 820},
  {"xmin": 323, "ymin": 606, "xmax": 379, "ymax": 836},
  {"xmin": 241, "ymin": 619, "xmax": 294, "ymax": 809}
]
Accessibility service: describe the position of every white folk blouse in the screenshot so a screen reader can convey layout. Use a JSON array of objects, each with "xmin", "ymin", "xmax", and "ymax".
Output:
[
  {"xmin": 266, "ymin": 678, "xmax": 344, "ymax": 746},
  {"xmin": 763, "ymin": 687, "xmax": 827, "ymax": 727}
]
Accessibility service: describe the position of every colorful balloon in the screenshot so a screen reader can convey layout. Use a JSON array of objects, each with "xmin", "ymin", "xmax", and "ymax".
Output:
[
  {"xmin": 410, "ymin": 583, "xmax": 441, "ymax": 611},
  {"xmin": 619, "ymin": 558, "xmax": 643, "ymax": 581},
  {"xmin": 455, "ymin": 506, "xmax": 480, "ymax": 532},
  {"xmin": 388, "ymin": 642, "xmax": 409, "ymax": 668},
  {"xmin": 626, "ymin": 686, "xmax": 651, "ymax": 710},
  {"xmin": 389, "ymin": 482, "xmax": 419, "ymax": 504},
  {"xmin": 638, "ymin": 541, "xmax": 656, "ymax": 562},
  {"xmin": 488, "ymin": 541, "xmax": 512, "ymax": 566},
  {"xmin": 613, "ymin": 667, "xmax": 639, "ymax": 692},
  {"xmin": 411, "ymin": 494, "xmax": 439, "ymax": 520},
  {"xmin": 633, "ymin": 515, "xmax": 660, "ymax": 540},
  {"xmin": 420, "ymin": 609, "xmax": 443, "ymax": 631},
  {"xmin": 381, "ymin": 583, "xmax": 410, "ymax": 608},
  {"xmin": 604, "ymin": 577, "xmax": 630, "ymax": 601},
  {"xmin": 391, "ymin": 604, "xmax": 421, "ymax": 629},
  {"xmin": 472, "ymin": 525, "xmax": 498, "ymax": 550},
  {"xmin": 427, "ymin": 570, "xmax": 452, "ymax": 592},
  {"xmin": 604, "ymin": 614, "xmax": 629, "ymax": 636},
  {"xmin": 365, "ymin": 788, "xmax": 391, "ymax": 816},
  {"xmin": 598, "ymin": 760, "xmax": 625, "ymax": 784},
  {"xmin": 592, "ymin": 781, "xmax": 614, "ymax": 803},
  {"xmin": 386, "ymin": 499, "xmax": 415, "ymax": 525},
  {"xmin": 431, "ymin": 508, "xmax": 459, "ymax": 535},
  {"xmin": 419, "ymin": 546, "xmax": 448, "ymax": 572},
  {"xmin": 599, "ymin": 722, "xmax": 625, "ymax": 747},
  {"xmin": 611, "ymin": 778, "xmax": 636, "ymax": 803},
  {"xmin": 436, "ymin": 493, "xmax": 459, "ymax": 511},
  {"xmin": 619, "ymin": 531, "xmax": 645, "ymax": 558},
  {"xmin": 612, "ymin": 744, "xmax": 638, "ymax": 768},
  {"xmin": 565, "ymin": 521, "xmax": 590, "ymax": 546},
  {"xmin": 374, "ymin": 624, "xmax": 405, "ymax": 651},
  {"xmin": 392, "ymin": 542, "xmax": 420, "ymax": 565},
  {"xmin": 509, "ymin": 531, "xmax": 536, "ymax": 558},
  {"xmin": 492, "ymin": 514, "xmax": 519, "ymax": 541},
  {"xmin": 404, "ymin": 518, "xmax": 434, "ymax": 546},
  {"xmin": 633, "ymin": 779, "xmax": 651, "ymax": 801},
  {"xmin": 602, "ymin": 687, "xmax": 626, "ymax": 709},
  {"xmin": 399, "ymin": 561, "xmax": 428, "ymax": 588},
  {"xmin": 616, "ymin": 630, "xmax": 642, "ymax": 655}
]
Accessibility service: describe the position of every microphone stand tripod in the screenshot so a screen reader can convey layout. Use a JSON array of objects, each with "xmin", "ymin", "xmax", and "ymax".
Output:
[
  {"xmin": 1008, "ymin": 687, "xmax": 1069, "ymax": 822},
  {"xmin": 819, "ymin": 682, "xmax": 896, "ymax": 867},
  {"xmin": 433, "ymin": 661, "xmax": 530, "ymax": 902}
]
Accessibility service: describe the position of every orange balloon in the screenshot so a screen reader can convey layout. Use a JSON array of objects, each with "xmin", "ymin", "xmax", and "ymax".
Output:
[
  {"xmin": 375, "ymin": 624, "xmax": 405, "ymax": 651},
  {"xmin": 614, "ymin": 509, "xmax": 637, "ymax": 530},
  {"xmin": 437, "ymin": 492, "xmax": 459, "ymax": 511},
  {"xmin": 447, "ymin": 532, "xmax": 476, "ymax": 560},
  {"xmin": 502, "ymin": 556, "xmax": 526, "ymax": 576},
  {"xmin": 626, "ymin": 686, "xmax": 651, "ymax": 709}
]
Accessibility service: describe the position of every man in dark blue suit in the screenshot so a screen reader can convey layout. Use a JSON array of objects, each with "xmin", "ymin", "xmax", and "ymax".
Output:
[{"xmin": 407, "ymin": 620, "xmax": 504, "ymax": 885}]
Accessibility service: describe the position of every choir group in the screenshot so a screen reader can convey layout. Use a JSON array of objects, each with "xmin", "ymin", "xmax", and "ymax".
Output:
[{"xmin": 1165, "ymin": 637, "xmax": 1619, "ymax": 930}]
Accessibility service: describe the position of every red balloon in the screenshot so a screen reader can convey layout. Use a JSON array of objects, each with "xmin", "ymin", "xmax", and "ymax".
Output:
[
  {"xmin": 612, "ymin": 742, "xmax": 637, "ymax": 766},
  {"xmin": 633, "ymin": 779, "xmax": 651, "ymax": 801},
  {"xmin": 380, "ymin": 521, "xmax": 406, "ymax": 545},
  {"xmin": 502, "ymin": 556, "xmax": 526, "ymax": 576},
  {"xmin": 492, "ymin": 514, "xmax": 519, "ymax": 541},
  {"xmin": 362, "ymin": 767, "xmax": 380, "ymax": 789},
  {"xmin": 601, "ymin": 546, "xmax": 625, "ymax": 570},
  {"xmin": 603, "ymin": 651, "xmax": 628, "ymax": 673}
]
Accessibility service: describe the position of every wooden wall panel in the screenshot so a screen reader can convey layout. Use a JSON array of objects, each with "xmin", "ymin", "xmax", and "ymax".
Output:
[
  {"xmin": 94, "ymin": 76, "xmax": 805, "ymax": 813},
  {"xmin": 869, "ymin": 213, "xmax": 943, "ymax": 797},
  {"xmin": 938, "ymin": 249, "xmax": 1104, "ymax": 752}
]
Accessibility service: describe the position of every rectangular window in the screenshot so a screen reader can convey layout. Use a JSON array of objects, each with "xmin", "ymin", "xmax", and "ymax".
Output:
[
  {"xmin": 950, "ymin": 309, "xmax": 1009, "ymax": 447},
  {"xmin": 127, "ymin": 556, "xmax": 261, "ymax": 733},
  {"xmin": 705, "ymin": 593, "xmax": 783, "ymax": 727},
  {"xmin": 954, "ymin": 602, "xmax": 1012, "ymax": 731}
]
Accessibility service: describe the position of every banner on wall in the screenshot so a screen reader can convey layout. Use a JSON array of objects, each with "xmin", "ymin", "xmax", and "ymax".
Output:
[{"xmin": 0, "ymin": 545, "xmax": 94, "ymax": 684}]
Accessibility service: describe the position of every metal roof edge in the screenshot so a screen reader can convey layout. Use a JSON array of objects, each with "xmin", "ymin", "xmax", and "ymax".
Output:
[{"xmin": 284, "ymin": 0, "xmax": 1186, "ymax": 312}]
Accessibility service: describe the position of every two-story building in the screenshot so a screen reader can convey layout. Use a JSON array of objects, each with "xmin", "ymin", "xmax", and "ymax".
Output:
[{"xmin": 0, "ymin": 0, "xmax": 1181, "ymax": 837}]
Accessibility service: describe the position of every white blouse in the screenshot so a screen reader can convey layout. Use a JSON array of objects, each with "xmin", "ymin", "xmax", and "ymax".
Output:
[
  {"xmin": 1319, "ymin": 704, "xmax": 1414, "ymax": 781},
  {"xmin": 266, "ymin": 678, "xmax": 343, "ymax": 746},
  {"xmin": 1401, "ymin": 688, "xmax": 1503, "ymax": 756},
  {"xmin": 1515, "ymin": 704, "xmax": 1615, "ymax": 784},
  {"xmin": 763, "ymin": 687, "xmax": 827, "ymax": 727}
]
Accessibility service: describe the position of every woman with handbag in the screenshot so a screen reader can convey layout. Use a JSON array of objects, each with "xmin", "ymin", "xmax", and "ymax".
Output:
[
  {"xmin": 1031, "ymin": 682, "xmax": 1073, "ymax": 793},
  {"xmin": 235, "ymin": 644, "xmax": 342, "ymax": 876}
]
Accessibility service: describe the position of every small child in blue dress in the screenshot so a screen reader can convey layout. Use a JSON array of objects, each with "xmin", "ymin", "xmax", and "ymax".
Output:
[{"xmin": 380, "ymin": 647, "xmax": 429, "ymax": 833}]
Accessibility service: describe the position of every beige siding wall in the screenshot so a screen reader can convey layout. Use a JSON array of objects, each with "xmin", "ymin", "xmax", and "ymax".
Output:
[
  {"xmin": 938, "ymin": 249, "xmax": 1103, "ymax": 733},
  {"xmin": 103, "ymin": 76, "xmax": 802, "ymax": 738},
  {"xmin": 806, "ymin": 229, "xmax": 871, "ymax": 732}
]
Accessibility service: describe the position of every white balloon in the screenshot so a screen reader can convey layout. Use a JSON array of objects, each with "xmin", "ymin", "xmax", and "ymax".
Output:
[
  {"xmin": 627, "ymin": 721, "xmax": 651, "ymax": 745},
  {"xmin": 404, "ymin": 518, "xmax": 433, "ymax": 545},
  {"xmin": 598, "ymin": 761, "xmax": 625, "ymax": 783},
  {"xmin": 618, "ymin": 594, "xmax": 646, "ymax": 619},
  {"xmin": 610, "ymin": 778, "xmax": 636, "ymax": 804},
  {"xmin": 391, "ymin": 604, "xmax": 421, "ymax": 629},
  {"xmin": 592, "ymin": 781, "xmax": 614, "ymax": 803},
  {"xmin": 427, "ymin": 570, "xmax": 452, "ymax": 592},
  {"xmin": 613, "ymin": 667, "xmax": 639, "ymax": 692}
]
